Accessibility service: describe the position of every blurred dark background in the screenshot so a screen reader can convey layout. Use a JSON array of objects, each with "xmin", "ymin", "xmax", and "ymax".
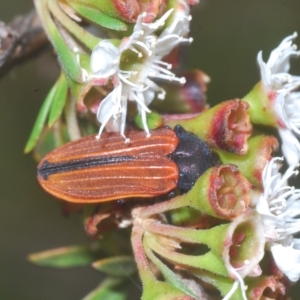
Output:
[{"xmin": 1, "ymin": 0, "xmax": 300, "ymax": 299}]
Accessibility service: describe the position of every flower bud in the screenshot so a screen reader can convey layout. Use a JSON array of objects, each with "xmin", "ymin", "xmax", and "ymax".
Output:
[
  {"xmin": 150, "ymin": 70, "xmax": 209, "ymax": 114},
  {"xmin": 164, "ymin": 100, "xmax": 252, "ymax": 154}
]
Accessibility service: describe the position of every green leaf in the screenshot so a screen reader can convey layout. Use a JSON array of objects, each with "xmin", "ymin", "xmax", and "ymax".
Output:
[
  {"xmin": 28, "ymin": 245, "xmax": 99, "ymax": 268},
  {"xmin": 70, "ymin": 3, "xmax": 128, "ymax": 31},
  {"xmin": 24, "ymin": 81, "xmax": 58, "ymax": 153},
  {"xmin": 68, "ymin": 52, "xmax": 94, "ymax": 104},
  {"xmin": 48, "ymin": 73, "xmax": 68, "ymax": 127},
  {"xmin": 82, "ymin": 277, "xmax": 128, "ymax": 300},
  {"xmin": 144, "ymin": 247, "xmax": 197, "ymax": 299},
  {"xmin": 142, "ymin": 281, "xmax": 191, "ymax": 300},
  {"xmin": 33, "ymin": 122, "xmax": 69, "ymax": 161},
  {"xmin": 47, "ymin": 0, "xmax": 100, "ymax": 50},
  {"xmin": 34, "ymin": 0, "xmax": 83, "ymax": 81},
  {"xmin": 92, "ymin": 256, "xmax": 137, "ymax": 277},
  {"xmin": 50, "ymin": 25, "xmax": 83, "ymax": 81}
]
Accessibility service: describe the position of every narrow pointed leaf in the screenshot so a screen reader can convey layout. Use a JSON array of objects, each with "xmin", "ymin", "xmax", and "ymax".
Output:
[
  {"xmin": 145, "ymin": 247, "xmax": 197, "ymax": 299},
  {"xmin": 33, "ymin": 122, "xmax": 69, "ymax": 161},
  {"xmin": 49, "ymin": 25, "xmax": 82, "ymax": 81},
  {"xmin": 24, "ymin": 81, "xmax": 58, "ymax": 153},
  {"xmin": 47, "ymin": 0, "xmax": 99, "ymax": 50},
  {"xmin": 28, "ymin": 245, "xmax": 99, "ymax": 268},
  {"xmin": 143, "ymin": 281, "xmax": 192, "ymax": 300},
  {"xmin": 82, "ymin": 277, "xmax": 128, "ymax": 300},
  {"xmin": 70, "ymin": 3, "xmax": 128, "ymax": 31},
  {"xmin": 34, "ymin": 0, "xmax": 83, "ymax": 81},
  {"xmin": 92, "ymin": 256, "xmax": 137, "ymax": 277},
  {"xmin": 48, "ymin": 73, "xmax": 68, "ymax": 127}
]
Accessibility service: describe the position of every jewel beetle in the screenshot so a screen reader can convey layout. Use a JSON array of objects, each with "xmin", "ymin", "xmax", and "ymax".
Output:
[{"xmin": 37, "ymin": 126, "xmax": 219, "ymax": 203}]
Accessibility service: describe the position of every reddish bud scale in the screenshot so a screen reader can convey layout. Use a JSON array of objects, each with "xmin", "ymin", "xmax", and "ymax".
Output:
[
  {"xmin": 37, "ymin": 128, "xmax": 179, "ymax": 203},
  {"xmin": 180, "ymin": 70, "xmax": 209, "ymax": 113},
  {"xmin": 112, "ymin": 0, "xmax": 140, "ymax": 21}
]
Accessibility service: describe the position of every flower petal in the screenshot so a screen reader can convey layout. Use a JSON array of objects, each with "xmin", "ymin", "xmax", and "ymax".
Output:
[
  {"xmin": 91, "ymin": 40, "xmax": 120, "ymax": 78},
  {"xmin": 271, "ymin": 242, "xmax": 300, "ymax": 282},
  {"xmin": 278, "ymin": 128, "xmax": 300, "ymax": 166}
]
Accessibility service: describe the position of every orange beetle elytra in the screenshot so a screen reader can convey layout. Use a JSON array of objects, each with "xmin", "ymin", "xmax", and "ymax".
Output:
[{"xmin": 37, "ymin": 126, "xmax": 219, "ymax": 203}]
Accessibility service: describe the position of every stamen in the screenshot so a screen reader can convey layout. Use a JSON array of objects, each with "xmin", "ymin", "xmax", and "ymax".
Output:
[
  {"xmin": 223, "ymin": 281, "xmax": 239, "ymax": 300},
  {"xmin": 154, "ymin": 59, "xmax": 172, "ymax": 69},
  {"xmin": 133, "ymin": 40, "xmax": 153, "ymax": 56},
  {"xmin": 158, "ymin": 92, "xmax": 166, "ymax": 100}
]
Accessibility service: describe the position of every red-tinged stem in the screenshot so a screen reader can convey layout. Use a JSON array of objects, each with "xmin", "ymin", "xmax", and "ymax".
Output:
[
  {"xmin": 131, "ymin": 219, "xmax": 156, "ymax": 285},
  {"xmin": 131, "ymin": 219, "xmax": 195, "ymax": 299}
]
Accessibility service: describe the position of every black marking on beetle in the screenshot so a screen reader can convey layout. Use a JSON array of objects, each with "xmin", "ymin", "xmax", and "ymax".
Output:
[
  {"xmin": 171, "ymin": 125, "xmax": 220, "ymax": 191},
  {"xmin": 38, "ymin": 156, "xmax": 134, "ymax": 180}
]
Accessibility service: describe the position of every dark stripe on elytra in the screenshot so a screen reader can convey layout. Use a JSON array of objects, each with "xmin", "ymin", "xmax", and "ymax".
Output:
[{"xmin": 38, "ymin": 156, "xmax": 134, "ymax": 180}]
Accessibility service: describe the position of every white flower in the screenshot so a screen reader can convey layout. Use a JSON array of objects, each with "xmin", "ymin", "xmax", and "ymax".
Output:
[
  {"xmin": 256, "ymin": 157, "xmax": 300, "ymax": 281},
  {"xmin": 258, "ymin": 33, "xmax": 300, "ymax": 165},
  {"xmin": 89, "ymin": 9, "xmax": 192, "ymax": 140},
  {"xmin": 257, "ymin": 157, "xmax": 300, "ymax": 239},
  {"xmin": 270, "ymin": 240, "xmax": 300, "ymax": 282},
  {"xmin": 155, "ymin": 1, "xmax": 193, "ymax": 58},
  {"xmin": 90, "ymin": 40, "xmax": 120, "ymax": 78}
]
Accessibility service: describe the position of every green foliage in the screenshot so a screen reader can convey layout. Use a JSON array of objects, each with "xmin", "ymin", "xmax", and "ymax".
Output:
[
  {"xmin": 24, "ymin": 73, "xmax": 68, "ymax": 153},
  {"xmin": 28, "ymin": 245, "xmax": 100, "ymax": 268},
  {"xmin": 48, "ymin": 73, "xmax": 68, "ymax": 127},
  {"xmin": 144, "ymin": 247, "xmax": 197, "ymax": 299},
  {"xmin": 92, "ymin": 256, "xmax": 137, "ymax": 277},
  {"xmin": 69, "ymin": 3, "xmax": 128, "ymax": 31},
  {"xmin": 24, "ymin": 78, "xmax": 58, "ymax": 153},
  {"xmin": 82, "ymin": 278, "xmax": 129, "ymax": 300}
]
